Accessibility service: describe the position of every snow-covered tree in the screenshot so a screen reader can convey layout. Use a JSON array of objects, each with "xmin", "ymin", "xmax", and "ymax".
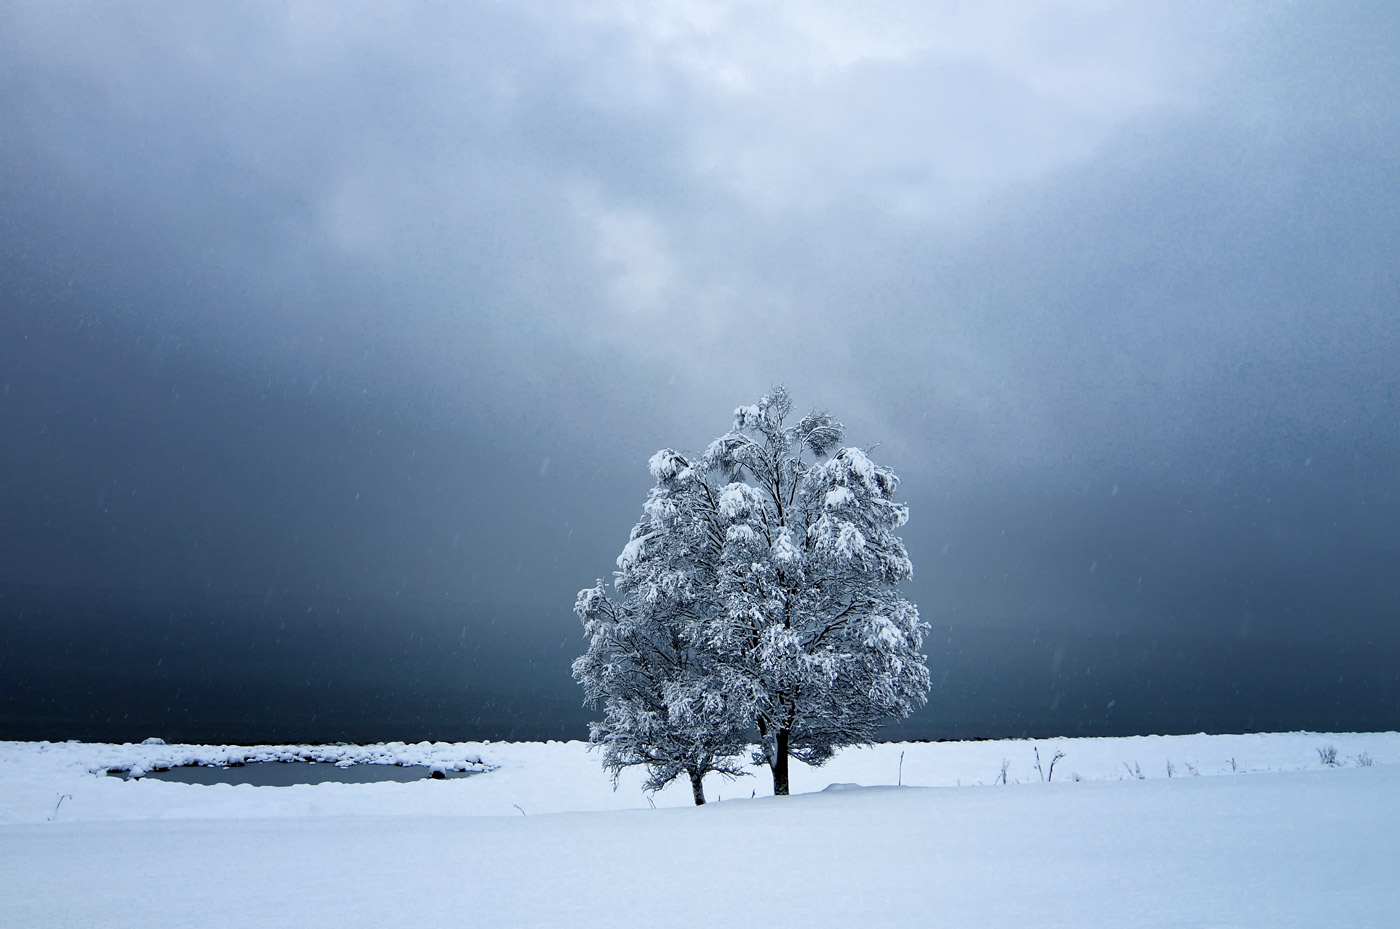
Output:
[
  {"xmin": 704, "ymin": 388, "xmax": 929, "ymax": 794},
  {"xmin": 575, "ymin": 387, "xmax": 929, "ymax": 797},
  {"xmin": 571, "ymin": 449, "xmax": 751, "ymax": 804}
]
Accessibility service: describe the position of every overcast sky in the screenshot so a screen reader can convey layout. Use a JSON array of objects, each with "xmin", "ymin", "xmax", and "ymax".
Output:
[{"xmin": 2, "ymin": 2, "xmax": 1398, "ymax": 738}]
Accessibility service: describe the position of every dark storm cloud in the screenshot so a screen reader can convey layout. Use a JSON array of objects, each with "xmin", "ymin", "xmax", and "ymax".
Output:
[
  {"xmin": 2, "ymin": 2, "xmax": 1397, "ymax": 740},
  {"xmin": 886, "ymin": 19, "xmax": 1400, "ymax": 645},
  {"xmin": 1, "ymin": 1, "xmax": 695, "ymax": 604}
]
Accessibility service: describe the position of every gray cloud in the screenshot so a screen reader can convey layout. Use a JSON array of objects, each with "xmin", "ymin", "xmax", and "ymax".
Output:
[{"xmin": 2, "ymin": 2, "xmax": 1398, "ymax": 738}]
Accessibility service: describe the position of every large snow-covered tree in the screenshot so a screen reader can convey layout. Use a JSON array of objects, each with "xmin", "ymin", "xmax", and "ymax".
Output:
[
  {"xmin": 575, "ymin": 387, "xmax": 929, "ymax": 797},
  {"xmin": 704, "ymin": 388, "xmax": 930, "ymax": 794}
]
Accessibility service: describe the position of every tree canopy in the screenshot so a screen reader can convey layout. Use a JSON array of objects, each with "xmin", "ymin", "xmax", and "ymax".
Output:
[{"xmin": 574, "ymin": 387, "xmax": 929, "ymax": 799}]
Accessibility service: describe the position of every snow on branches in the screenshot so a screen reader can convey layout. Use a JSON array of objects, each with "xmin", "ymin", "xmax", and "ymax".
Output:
[{"xmin": 573, "ymin": 387, "xmax": 929, "ymax": 800}]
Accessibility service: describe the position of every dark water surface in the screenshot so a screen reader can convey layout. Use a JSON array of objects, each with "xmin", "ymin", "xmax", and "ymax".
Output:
[{"xmin": 108, "ymin": 762, "xmax": 481, "ymax": 786}]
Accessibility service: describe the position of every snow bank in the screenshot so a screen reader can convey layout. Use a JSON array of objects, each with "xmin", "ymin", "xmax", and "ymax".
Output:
[
  {"xmin": 1, "ymin": 737, "xmax": 1396, "ymax": 928},
  {"xmin": 1, "ymin": 730, "xmax": 1396, "ymax": 826}
]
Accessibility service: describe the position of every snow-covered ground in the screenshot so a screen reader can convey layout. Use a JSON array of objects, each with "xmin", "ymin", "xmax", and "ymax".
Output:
[{"xmin": 2, "ymin": 732, "xmax": 1397, "ymax": 926}]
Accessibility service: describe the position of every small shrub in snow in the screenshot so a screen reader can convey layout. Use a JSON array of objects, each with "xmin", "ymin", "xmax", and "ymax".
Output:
[
  {"xmin": 1317, "ymin": 745, "xmax": 1339, "ymax": 766},
  {"xmin": 1356, "ymin": 752, "xmax": 1374, "ymax": 767},
  {"xmin": 48, "ymin": 793, "xmax": 73, "ymax": 822},
  {"xmin": 1033, "ymin": 745, "xmax": 1066, "ymax": 782}
]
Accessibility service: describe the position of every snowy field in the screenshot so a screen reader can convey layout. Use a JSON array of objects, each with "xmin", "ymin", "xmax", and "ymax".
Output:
[{"xmin": 3, "ymin": 732, "xmax": 1397, "ymax": 927}]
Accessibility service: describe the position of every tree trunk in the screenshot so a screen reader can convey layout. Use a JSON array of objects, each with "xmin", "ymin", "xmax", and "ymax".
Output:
[
  {"xmin": 689, "ymin": 769, "xmax": 706, "ymax": 806},
  {"xmin": 772, "ymin": 729, "xmax": 790, "ymax": 796}
]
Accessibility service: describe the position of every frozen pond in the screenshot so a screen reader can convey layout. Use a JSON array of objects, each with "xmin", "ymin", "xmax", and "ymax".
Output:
[{"xmin": 108, "ymin": 762, "xmax": 482, "ymax": 786}]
